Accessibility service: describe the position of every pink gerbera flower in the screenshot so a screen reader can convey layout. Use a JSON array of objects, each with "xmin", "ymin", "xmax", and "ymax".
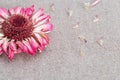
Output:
[{"xmin": 0, "ymin": 5, "xmax": 53, "ymax": 59}]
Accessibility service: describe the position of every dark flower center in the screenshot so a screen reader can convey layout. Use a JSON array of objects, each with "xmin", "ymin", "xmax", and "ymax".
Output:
[
  {"xmin": 11, "ymin": 15, "xmax": 26, "ymax": 27},
  {"xmin": 2, "ymin": 15, "xmax": 33, "ymax": 41}
]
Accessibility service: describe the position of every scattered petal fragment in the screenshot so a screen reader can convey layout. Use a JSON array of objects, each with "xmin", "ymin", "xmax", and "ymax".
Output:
[
  {"xmin": 50, "ymin": 3, "xmax": 55, "ymax": 11},
  {"xmin": 97, "ymin": 37, "xmax": 104, "ymax": 46},
  {"xmin": 67, "ymin": 9, "xmax": 73, "ymax": 17},
  {"xmin": 80, "ymin": 50, "xmax": 86, "ymax": 57},
  {"xmin": 93, "ymin": 15, "xmax": 99, "ymax": 22},
  {"xmin": 84, "ymin": 0, "xmax": 101, "ymax": 9},
  {"xmin": 84, "ymin": 2, "xmax": 91, "ymax": 10},
  {"xmin": 91, "ymin": 0, "xmax": 101, "ymax": 7},
  {"xmin": 78, "ymin": 35, "xmax": 87, "ymax": 43},
  {"xmin": 72, "ymin": 22, "xmax": 80, "ymax": 29}
]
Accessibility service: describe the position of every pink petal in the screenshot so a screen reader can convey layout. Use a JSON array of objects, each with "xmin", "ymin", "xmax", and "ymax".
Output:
[
  {"xmin": 8, "ymin": 48, "xmax": 14, "ymax": 60},
  {"xmin": 34, "ymin": 33, "xmax": 45, "ymax": 51},
  {"xmin": 8, "ymin": 7, "xmax": 22, "ymax": 15},
  {"xmin": 16, "ymin": 41, "xmax": 29, "ymax": 53},
  {"xmin": 41, "ymin": 23, "xmax": 53, "ymax": 33},
  {"xmin": 9, "ymin": 5, "xmax": 34, "ymax": 17},
  {"xmin": 16, "ymin": 48, "xmax": 22, "ymax": 53},
  {"xmin": 0, "ymin": 8, "xmax": 9, "ymax": 19},
  {"xmin": 8, "ymin": 8, "xmax": 14, "ymax": 15},
  {"xmin": 20, "ymin": 5, "xmax": 34, "ymax": 17},
  {"xmin": 28, "ymin": 37, "xmax": 39, "ymax": 51},
  {"xmin": 34, "ymin": 23, "xmax": 53, "ymax": 33},
  {"xmin": 25, "ymin": 5, "xmax": 34, "ymax": 17},
  {"xmin": 34, "ymin": 33, "xmax": 44, "ymax": 45},
  {"xmin": 9, "ymin": 40, "xmax": 17, "ymax": 53},
  {"xmin": 6, "ymin": 41, "xmax": 17, "ymax": 59},
  {"xmin": 2, "ymin": 38, "xmax": 9, "ymax": 53},
  {"xmin": 20, "ymin": 8, "xmax": 26, "ymax": 16},
  {"xmin": 40, "ymin": 33, "xmax": 49, "ymax": 45},
  {"xmin": 34, "ymin": 33, "xmax": 49, "ymax": 49},
  {"xmin": 22, "ymin": 40, "xmax": 36, "ymax": 55},
  {"xmin": 33, "ymin": 14, "xmax": 47, "ymax": 24},
  {"xmin": 33, "ymin": 15, "xmax": 50, "ymax": 27},
  {"xmin": 32, "ymin": 8, "xmax": 44, "ymax": 22}
]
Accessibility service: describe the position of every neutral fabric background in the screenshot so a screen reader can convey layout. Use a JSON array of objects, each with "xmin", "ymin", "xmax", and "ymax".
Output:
[{"xmin": 0, "ymin": 0, "xmax": 120, "ymax": 80}]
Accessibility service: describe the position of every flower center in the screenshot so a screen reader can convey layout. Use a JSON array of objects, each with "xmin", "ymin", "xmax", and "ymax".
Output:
[{"xmin": 2, "ymin": 15, "xmax": 33, "ymax": 41}]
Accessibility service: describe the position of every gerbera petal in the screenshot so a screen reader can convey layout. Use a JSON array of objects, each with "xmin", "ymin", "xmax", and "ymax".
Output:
[
  {"xmin": 33, "ymin": 23, "xmax": 53, "ymax": 33},
  {"xmin": 0, "ymin": 8, "xmax": 9, "ymax": 19},
  {"xmin": 28, "ymin": 37, "xmax": 39, "ymax": 51},
  {"xmin": 33, "ymin": 15, "xmax": 50, "ymax": 27},
  {"xmin": 16, "ymin": 48, "xmax": 22, "ymax": 53},
  {"xmin": 33, "ymin": 14, "xmax": 47, "ymax": 24},
  {"xmin": 34, "ymin": 33, "xmax": 49, "ymax": 46},
  {"xmin": 25, "ymin": 5, "xmax": 34, "ymax": 17},
  {"xmin": 8, "ymin": 7, "xmax": 22, "ymax": 15},
  {"xmin": 7, "ymin": 40, "xmax": 19, "ymax": 59},
  {"xmin": 41, "ymin": 23, "xmax": 53, "ymax": 33},
  {"xmin": 2, "ymin": 38, "xmax": 9, "ymax": 53},
  {"xmin": 9, "ymin": 40, "xmax": 17, "ymax": 52},
  {"xmin": 16, "ymin": 41, "xmax": 28, "ymax": 53},
  {"xmin": 9, "ymin": 5, "xmax": 34, "ymax": 17},
  {"xmin": 20, "ymin": 5, "xmax": 34, "ymax": 17},
  {"xmin": 22, "ymin": 40, "xmax": 35, "ymax": 55},
  {"xmin": 40, "ymin": 33, "xmax": 49, "ymax": 46},
  {"xmin": 34, "ymin": 33, "xmax": 44, "ymax": 45},
  {"xmin": 32, "ymin": 8, "xmax": 44, "ymax": 22},
  {"xmin": 8, "ymin": 8, "xmax": 14, "ymax": 15},
  {"xmin": 34, "ymin": 33, "xmax": 45, "ymax": 51},
  {"xmin": 19, "ymin": 8, "xmax": 26, "ymax": 16},
  {"xmin": 8, "ymin": 48, "xmax": 14, "ymax": 60},
  {"xmin": 15, "ymin": 7, "xmax": 22, "ymax": 14}
]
